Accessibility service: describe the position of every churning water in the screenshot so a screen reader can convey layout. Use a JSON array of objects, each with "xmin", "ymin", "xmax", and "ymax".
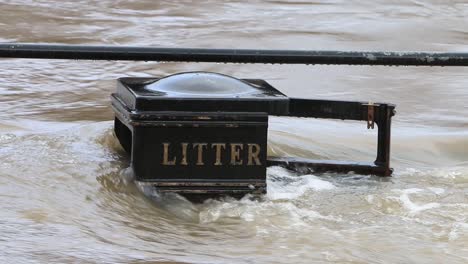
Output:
[{"xmin": 0, "ymin": 0, "xmax": 467, "ymax": 263}]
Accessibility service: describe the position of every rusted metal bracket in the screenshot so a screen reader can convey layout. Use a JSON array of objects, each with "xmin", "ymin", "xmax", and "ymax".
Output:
[
  {"xmin": 268, "ymin": 98, "xmax": 396, "ymax": 176},
  {"xmin": 363, "ymin": 102, "xmax": 376, "ymax": 129}
]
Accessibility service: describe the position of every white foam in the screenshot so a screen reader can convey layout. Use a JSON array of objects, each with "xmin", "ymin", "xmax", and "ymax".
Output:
[
  {"xmin": 266, "ymin": 166, "xmax": 335, "ymax": 200},
  {"xmin": 397, "ymin": 190, "xmax": 440, "ymax": 214},
  {"xmin": 448, "ymin": 222, "xmax": 468, "ymax": 241},
  {"xmin": 198, "ymin": 196, "xmax": 261, "ymax": 223},
  {"xmin": 198, "ymin": 196, "xmax": 341, "ymax": 225},
  {"xmin": 427, "ymin": 187, "xmax": 445, "ymax": 195},
  {"xmin": 392, "ymin": 188, "xmax": 423, "ymax": 195}
]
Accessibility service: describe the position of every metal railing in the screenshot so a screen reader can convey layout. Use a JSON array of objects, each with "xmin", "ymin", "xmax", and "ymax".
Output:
[{"xmin": 0, "ymin": 43, "xmax": 467, "ymax": 66}]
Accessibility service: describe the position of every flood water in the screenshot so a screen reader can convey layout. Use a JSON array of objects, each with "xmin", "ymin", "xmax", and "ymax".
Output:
[{"xmin": 1, "ymin": 0, "xmax": 468, "ymax": 263}]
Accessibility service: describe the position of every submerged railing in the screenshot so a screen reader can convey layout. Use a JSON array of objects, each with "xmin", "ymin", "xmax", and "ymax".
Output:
[
  {"xmin": 0, "ymin": 43, "xmax": 467, "ymax": 66},
  {"xmin": 1, "ymin": 43, "xmax": 467, "ymax": 200}
]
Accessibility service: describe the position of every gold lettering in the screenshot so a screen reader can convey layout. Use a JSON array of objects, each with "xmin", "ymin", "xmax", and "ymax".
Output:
[
  {"xmin": 211, "ymin": 143, "xmax": 226, "ymax": 166},
  {"xmin": 193, "ymin": 143, "xmax": 208, "ymax": 165},
  {"xmin": 247, "ymin": 144, "xmax": 261, "ymax": 165},
  {"xmin": 180, "ymin": 143, "xmax": 188, "ymax": 165},
  {"xmin": 230, "ymin": 143, "xmax": 243, "ymax": 165},
  {"xmin": 162, "ymin": 143, "xmax": 176, "ymax": 165}
]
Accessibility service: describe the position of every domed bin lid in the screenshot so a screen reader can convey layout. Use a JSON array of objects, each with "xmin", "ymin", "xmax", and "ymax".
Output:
[
  {"xmin": 115, "ymin": 72, "xmax": 289, "ymax": 115},
  {"xmin": 146, "ymin": 72, "xmax": 260, "ymax": 97}
]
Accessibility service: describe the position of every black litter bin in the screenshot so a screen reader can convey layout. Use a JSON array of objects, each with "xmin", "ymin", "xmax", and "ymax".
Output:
[
  {"xmin": 112, "ymin": 71, "xmax": 395, "ymax": 201},
  {"xmin": 112, "ymin": 72, "xmax": 290, "ymax": 199}
]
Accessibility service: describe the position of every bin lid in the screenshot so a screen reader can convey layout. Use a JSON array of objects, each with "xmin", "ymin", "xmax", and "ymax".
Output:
[{"xmin": 115, "ymin": 72, "xmax": 289, "ymax": 115}]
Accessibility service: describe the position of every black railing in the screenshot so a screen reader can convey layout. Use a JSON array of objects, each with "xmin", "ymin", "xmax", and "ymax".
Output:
[{"xmin": 0, "ymin": 43, "xmax": 467, "ymax": 66}]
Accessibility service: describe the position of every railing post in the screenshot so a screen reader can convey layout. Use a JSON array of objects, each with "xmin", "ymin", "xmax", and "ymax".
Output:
[{"xmin": 375, "ymin": 104, "xmax": 395, "ymax": 176}]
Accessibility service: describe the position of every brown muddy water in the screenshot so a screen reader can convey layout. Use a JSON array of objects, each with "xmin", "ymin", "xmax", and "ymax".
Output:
[{"xmin": 1, "ymin": 0, "xmax": 468, "ymax": 263}]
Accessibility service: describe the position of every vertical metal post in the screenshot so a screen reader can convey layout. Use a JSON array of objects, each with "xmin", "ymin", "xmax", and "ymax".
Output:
[{"xmin": 375, "ymin": 105, "xmax": 395, "ymax": 176}]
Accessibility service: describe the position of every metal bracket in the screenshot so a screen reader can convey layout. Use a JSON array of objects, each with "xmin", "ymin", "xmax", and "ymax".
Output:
[
  {"xmin": 268, "ymin": 98, "xmax": 395, "ymax": 176},
  {"xmin": 363, "ymin": 102, "xmax": 376, "ymax": 129}
]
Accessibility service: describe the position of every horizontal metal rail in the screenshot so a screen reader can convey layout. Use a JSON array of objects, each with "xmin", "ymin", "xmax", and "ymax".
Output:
[{"xmin": 0, "ymin": 43, "xmax": 467, "ymax": 66}]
